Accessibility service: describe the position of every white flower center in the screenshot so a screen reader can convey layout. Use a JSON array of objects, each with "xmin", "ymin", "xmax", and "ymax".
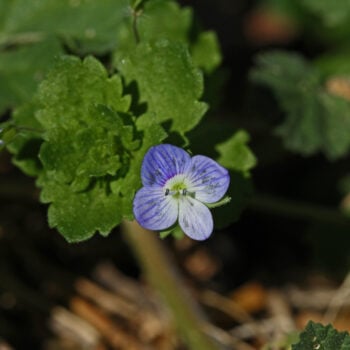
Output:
[{"xmin": 164, "ymin": 174, "xmax": 195, "ymax": 198}]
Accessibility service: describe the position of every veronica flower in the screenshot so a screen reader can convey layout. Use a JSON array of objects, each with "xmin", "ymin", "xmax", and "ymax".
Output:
[{"xmin": 133, "ymin": 144, "xmax": 230, "ymax": 240}]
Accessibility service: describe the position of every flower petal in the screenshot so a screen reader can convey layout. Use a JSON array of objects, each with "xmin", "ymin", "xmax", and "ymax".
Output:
[
  {"xmin": 178, "ymin": 197, "xmax": 213, "ymax": 240},
  {"xmin": 133, "ymin": 186, "xmax": 178, "ymax": 231},
  {"xmin": 186, "ymin": 155, "xmax": 230, "ymax": 203},
  {"xmin": 141, "ymin": 144, "xmax": 191, "ymax": 186}
]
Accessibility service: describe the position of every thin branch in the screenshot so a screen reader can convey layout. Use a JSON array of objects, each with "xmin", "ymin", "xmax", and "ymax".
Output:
[
  {"xmin": 131, "ymin": 8, "xmax": 142, "ymax": 44},
  {"xmin": 203, "ymin": 323, "xmax": 256, "ymax": 350},
  {"xmin": 323, "ymin": 271, "xmax": 350, "ymax": 323},
  {"xmin": 0, "ymin": 32, "xmax": 46, "ymax": 50},
  {"xmin": 70, "ymin": 296, "xmax": 143, "ymax": 350},
  {"xmin": 50, "ymin": 306, "xmax": 101, "ymax": 348},
  {"xmin": 199, "ymin": 289, "xmax": 253, "ymax": 324},
  {"xmin": 249, "ymin": 193, "xmax": 350, "ymax": 227}
]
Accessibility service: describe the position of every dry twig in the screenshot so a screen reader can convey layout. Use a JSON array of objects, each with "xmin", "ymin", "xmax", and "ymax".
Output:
[
  {"xmin": 50, "ymin": 306, "xmax": 101, "ymax": 349},
  {"xmin": 199, "ymin": 289, "xmax": 253, "ymax": 324},
  {"xmin": 323, "ymin": 271, "xmax": 350, "ymax": 323},
  {"xmin": 70, "ymin": 297, "xmax": 144, "ymax": 350}
]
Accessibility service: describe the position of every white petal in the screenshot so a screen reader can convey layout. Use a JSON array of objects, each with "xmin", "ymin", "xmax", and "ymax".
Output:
[
  {"xmin": 133, "ymin": 186, "xmax": 178, "ymax": 231},
  {"xmin": 186, "ymin": 155, "xmax": 230, "ymax": 203},
  {"xmin": 178, "ymin": 196, "xmax": 213, "ymax": 240}
]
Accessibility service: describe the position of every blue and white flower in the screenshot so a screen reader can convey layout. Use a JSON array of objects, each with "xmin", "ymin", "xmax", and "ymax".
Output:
[{"xmin": 133, "ymin": 144, "xmax": 230, "ymax": 240}]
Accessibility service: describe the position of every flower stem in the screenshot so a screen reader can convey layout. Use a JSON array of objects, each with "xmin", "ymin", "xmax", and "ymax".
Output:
[
  {"xmin": 249, "ymin": 193, "xmax": 350, "ymax": 227},
  {"xmin": 122, "ymin": 220, "xmax": 222, "ymax": 350},
  {"xmin": 0, "ymin": 32, "xmax": 45, "ymax": 50},
  {"xmin": 131, "ymin": 8, "xmax": 141, "ymax": 44}
]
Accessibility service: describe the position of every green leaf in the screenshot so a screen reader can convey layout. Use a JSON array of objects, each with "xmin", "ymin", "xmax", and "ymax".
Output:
[
  {"xmin": 115, "ymin": 0, "xmax": 222, "ymax": 74},
  {"xmin": 215, "ymin": 130, "xmax": 257, "ymax": 175},
  {"xmin": 302, "ymin": 0, "xmax": 350, "ymax": 27},
  {"xmin": 136, "ymin": 0, "xmax": 192, "ymax": 42},
  {"xmin": 38, "ymin": 112, "xmax": 166, "ymax": 241},
  {"xmin": 38, "ymin": 175, "xmax": 123, "ymax": 243},
  {"xmin": 115, "ymin": 0, "xmax": 192, "ymax": 54},
  {"xmin": 112, "ymin": 114, "xmax": 168, "ymax": 219},
  {"xmin": 314, "ymin": 52, "xmax": 350, "ymax": 79},
  {"xmin": 115, "ymin": 0, "xmax": 225, "ymax": 109},
  {"xmin": 37, "ymin": 56, "xmax": 132, "ymax": 182},
  {"xmin": 292, "ymin": 321, "xmax": 350, "ymax": 350},
  {"xmin": 0, "ymin": 0, "xmax": 135, "ymax": 112},
  {"xmin": 116, "ymin": 39, "xmax": 207, "ymax": 135},
  {"xmin": 0, "ymin": 125, "xmax": 17, "ymax": 145},
  {"xmin": 0, "ymin": 0, "xmax": 134, "ymax": 113},
  {"xmin": 0, "ymin": 38, "xmax": 62, "ymax": 114},
  {"xmin": 191, "ymin": 31, "xmax": 222, "ymax": 74},
  {"xmin": 39, "ymin": 106, "xmax": 137, "ymax": 183},
  {"xmin": 251, "ymin": 51, "xmax": 350, "ymax": 160},
  {"xmin": 6, "ymin": 102, "xmax": 43, "ymax": 176},
  {"xmin": 33, "ymin": 55, "xmax": 142, "ymax": 240},
  {"xmin": 37, "ymin": 55, "xmax": 130, "ymax": 130},
  {"xmin": 1, "ymin": 0, "xmax": 130, "ymax": 53},
  {"xmin": 34, "ymin": 55, "xmax": 169, "ymax": 240}
]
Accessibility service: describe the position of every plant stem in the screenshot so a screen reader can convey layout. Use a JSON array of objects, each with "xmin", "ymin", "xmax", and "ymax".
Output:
[
  {"xmin": 323, "ymin": 270, "xmax": 350, "ymax": 323},
  {"xmin": 131, "ymin": 9, "xmax": 141, "ymax": 44},
  {"xmin": 122, "ymin": 220, "xmax": 222, "ymax": 350},
  {"xmin": 249, "ymin": 193, "xmax": 350, "ymax": 227},
  {"xmin": 0, "ymin": 32, "xmax": 45, "ymax": 49}
]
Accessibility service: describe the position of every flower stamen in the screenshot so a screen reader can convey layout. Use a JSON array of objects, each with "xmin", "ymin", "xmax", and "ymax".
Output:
[{"xmin": 164, "ymin": 186, "xmax": 196, "ymax": 198}]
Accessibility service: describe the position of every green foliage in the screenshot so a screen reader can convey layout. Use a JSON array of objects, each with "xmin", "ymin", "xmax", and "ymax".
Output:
[
  {"xmin": 122, "ymin": 0, "xmax": 192, "ymax": 46},
  {"xmin": 116, "ymin": 39, "xmax": 208, "ymax": 135},
  {"xmin": 191, "ymin": 31, "xmax": 222, "ymax": 74},
  {"xmin": 0, "ymin": 125, "xmax": 16, "ymax": 146},
  {"xmin": 6, "ymin": 102, "xmax": 43, "ymax": 176},
  {"xmin": 216, "ymin": 130, "xmax": 257, "ymax": 176},
  {"xmin": 36, "ymin": 56, "xmax": 131, "ymax": 182},
  {"xmin": 1, "ymin": 0, "xmax": 255, "ymax": 242},
  {"xmin": 0, "ymin": 0, "xmax": 222, "ymax": 118},
  {"xmin": 292, "ymin": 321, "xmax": 350, "ymax": 350},
  {"xmin": 114, "ymin": 114, "xmax": 167, "ymax": 219},
  {"xmin": 114, "ymin": 0, "xmax": 221, "ymax": 74},
  {"xmin": 1, "ymin": 0, "xmax": 130, "ymax": 52},
  {"xmin": 0, "ymin": 38, "xmax": 62, "ymax": 114},
  {"xmin": 251, "ymin": 51, "xmax": 350, "ymax": 160},
  {"xmin": 314, "ymin": 52, "xmax": 350, "ymax": 78},
  {"xmin": 0, "ymin": 0, "xmax": 134, "ymax": 114},
  {"xmin": 22, "ymin": 55, "xmax": 166, "ymax": 241},
  {"xmin": 39, "ymin": 176, "xmax": 124, "ymax": 242},
  {"xmin": 302, "ymin": 0, "xmax": 350, "ymax": 27}
]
